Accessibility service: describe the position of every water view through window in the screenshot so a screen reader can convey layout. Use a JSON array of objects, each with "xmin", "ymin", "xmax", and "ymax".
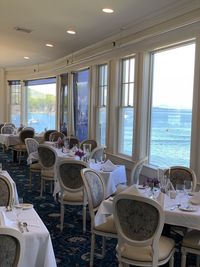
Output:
[
  {"xmin": 150, "ymin": 43, "xmax": 195, "ymax": 167},
  {"xmin": 11, "ymin": 78, "xmax": 56, "ymax": 132}
]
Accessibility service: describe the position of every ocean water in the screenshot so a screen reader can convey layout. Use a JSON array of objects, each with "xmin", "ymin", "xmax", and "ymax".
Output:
[{"xmin": 12, "ymin": 107, "xmax": 192, "ymax": 167}]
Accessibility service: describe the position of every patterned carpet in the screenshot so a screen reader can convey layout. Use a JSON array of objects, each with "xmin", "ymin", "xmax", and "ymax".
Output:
[{"xmin": 0, "ymin": 147, "xmax": 196, "ymax": 267}]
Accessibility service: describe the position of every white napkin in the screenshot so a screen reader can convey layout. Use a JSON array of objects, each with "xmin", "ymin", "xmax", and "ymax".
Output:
[{"xmin": 101, "ymin": 160, "xmax": 117, "ymax": 172}]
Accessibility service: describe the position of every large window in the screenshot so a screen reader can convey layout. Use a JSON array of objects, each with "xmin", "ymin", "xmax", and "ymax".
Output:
[
  {"xmin": 149, "ymin": 43, "xmax": 195, "ymax": 167},
  {"xmin": 118, "ymin": 57, "xmax": 135, "ymax": 156},
  {"xmin": 73, "ymin": 69, "xmax": 90, "ymax": 141},
  {"xmin": 9, "ymin": 80, "xmax": 21, "ymax": 127},
  {"xmin": 25, "ymin": 78, "xmax": 56, "ymax": 132},
  {"xmin": 97, "ymin": 64, "xmax": 108, "ymax": 146}
]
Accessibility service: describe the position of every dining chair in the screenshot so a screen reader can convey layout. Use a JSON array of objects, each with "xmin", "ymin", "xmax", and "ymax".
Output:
[
  {"xmin": 89, "ymin": 146, "xmax": 105, "ymax": 162},
  {"xmin": 0, "ymin": 226, "xmax": 24, "ymax": 267},
  {"xmin": 129, "ymin": 156, "xmax": 148, "ymax": 185},
  {"xmin": 0, "ymin": 174, "xmax": 13, "ymax": 207},
  {"xmin": 65, "ymin": 136, "xmax": 80, "ymax": 149},
  {"xmin": 80, "ymin": 139, "xmax": 97, "ymax": 151},
  {"xmin": 12, "ymin": 128, "xmax": 35, "ymax": 164},
  {"xmin": 113, "ymin": 192, "xmax": 175, "ymax": 267},
  {"xmin": 164, "ymin": 166, "xmax": 197, "ymax": 191},
  {"xmin": 4, "ymin": 122, "xmax": 16, "ymax": 128},
  {"xmin": 25, "ymin": 138, "xmax": 41, "ymax": 190},
  {"xmin": 56, "ymin": 159, "xmax": 88, "ymax": 232},
  {"xmin": 1, "ymin": 125, "xmax": 15, "ymax": 134},
  {"xmin": 81, "ymin": 168, "xmax": 117, "ymax": 267},
  {"xmin": 44, "ymin": 129, "xmax": 57, "ymax": 141},
  {"xmin": 181, "ymin": 230, "xmax": 200, "ymax": 267},
  {"xmin": 49, "ymin": 131, "xmax": 65, "ymax": 142},
  {"xmin": 38, "ymin": 144, "xmax": 57, "ymax": 197}
]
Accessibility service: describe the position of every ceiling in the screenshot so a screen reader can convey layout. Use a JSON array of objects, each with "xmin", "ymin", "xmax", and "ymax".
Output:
[{"xmin": 0, "ymin": 0, "xmax": 199, "ymax": 69}]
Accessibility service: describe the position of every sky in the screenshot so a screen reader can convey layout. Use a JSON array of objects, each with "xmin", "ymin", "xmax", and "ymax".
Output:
[{"xmin": 152, "ymin": 43, "xmax": 195, "ymax": 109}]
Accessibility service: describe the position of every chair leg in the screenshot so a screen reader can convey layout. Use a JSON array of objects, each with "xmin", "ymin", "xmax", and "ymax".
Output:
[
  {"xmin": 40, "ymin": 177, "xmax": 43, "ymax": 197},
  {"xmin": 169, "ymin": 255, "xmax": 174, "ymax": 267},
  {"xmin": 181, "ymin": 250, "xmax": 186, "ymax": 267},
  {"xmin": 60, "ymin": 204, "xmax": 64, "ymax": 231},
  {"xmin": 197, "ymin": 255, "xmax": 200, "ymax": 267},
  {"xmin": 83, "ymin": 204, "xmax": 86, "ymax": 233},
  {"xmin": 90, "ymin": 233, "xmax": 95, "ymax": 267}
]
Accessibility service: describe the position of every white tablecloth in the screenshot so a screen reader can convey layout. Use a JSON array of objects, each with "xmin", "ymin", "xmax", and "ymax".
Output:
[
  {"xmin": 0, "ymin": 207, "xmax": 57, "ymax": 267},
  {"xmin": 1, "ymin": 170, "xmax": 19, "ymax": 205},
  {"xmin": 89, "ymin": 162, "xmax": 127, "ymax": 197},
  {"xmin": 0, "ymin": 134, "xmax": 44, "ymax": 148},
  {"xmin": 95, "ymin": 186, "xmax": 200, "ymax": 230}
]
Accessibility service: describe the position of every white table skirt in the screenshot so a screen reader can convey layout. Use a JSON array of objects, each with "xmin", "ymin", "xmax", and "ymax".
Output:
[
  {"xmin": 0, "ymin": 134, "xmax": 44, "ymax": 148},
  {"xmin": 0, "ymin": 207, "xmax": 57, "ymax": 267},
  {"xmin": 1, "ymin": 170, "xmax": 19, "ymax": 205},
  {"xmin": 95, "ymin": 186, "xmax": 200, "ymax": 231}
]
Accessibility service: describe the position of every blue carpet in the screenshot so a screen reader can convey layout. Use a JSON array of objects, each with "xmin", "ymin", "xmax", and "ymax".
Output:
[{"xmin": 0, "ymin": 148, "xmax": 196, "ymax": 267}]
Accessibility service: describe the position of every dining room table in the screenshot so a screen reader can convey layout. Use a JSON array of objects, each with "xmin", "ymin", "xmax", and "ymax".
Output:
[
  {"xmin": 28, "ymin": 144, "xmax": 127, "ymax": 198},
  {"xmin": 0, "ymin": 206, "xmax": 57, "ymax": 267},
  {"xmin": 94, "ymin": 185, "xmax": 200, "ymax": 231}
]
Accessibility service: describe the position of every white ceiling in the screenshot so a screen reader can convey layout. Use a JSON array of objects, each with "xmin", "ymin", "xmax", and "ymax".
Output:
[{"xmin": 0, "ymin": 0, "xmax": 199, "ymax": 69}]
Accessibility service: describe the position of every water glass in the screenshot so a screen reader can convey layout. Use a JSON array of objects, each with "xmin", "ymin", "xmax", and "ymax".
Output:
[
  {"xmin": 14, "ymin": 197, "xmax": 23, "ymax": 221},
  {"xmin": 176, "ymin": 184, "xmax": 185, "ymax": 204}
]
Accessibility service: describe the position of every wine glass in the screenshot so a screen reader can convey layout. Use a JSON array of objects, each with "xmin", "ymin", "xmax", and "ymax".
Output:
[{"xmin": 14, "ymin": 197, "xmax": 23, "ymax": 221}]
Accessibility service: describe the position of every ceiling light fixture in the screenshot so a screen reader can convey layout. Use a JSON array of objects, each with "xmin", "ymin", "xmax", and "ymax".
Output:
[
  {"xmin": 66, "ymin": 30, "xmax": 76, "ymax": 35},
  {"xmin": 24, "ymin": 56, "xmax": 30, "ymax": 60},
  {"xmin": 46, "ymin": 43, "xmax": 54, "ymax": 47},
  {"xmin": 102, "ymin": 8, "xmax": 114, "ymax": 13}
]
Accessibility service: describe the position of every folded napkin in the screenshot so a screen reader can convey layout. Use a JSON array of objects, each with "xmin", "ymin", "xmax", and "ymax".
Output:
[{"xmin": 101, "ymin": 160, "xmax": 117, "ymax": 172}]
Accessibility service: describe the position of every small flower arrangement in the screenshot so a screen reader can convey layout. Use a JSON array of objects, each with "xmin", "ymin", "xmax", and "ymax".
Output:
[
  {"xmin": 144, "ymin": 178, "xmax": 160, "ymax": 189},
  {"xmin": 75, "ymin": 149, "xmax": 85, "ymax": 158}
]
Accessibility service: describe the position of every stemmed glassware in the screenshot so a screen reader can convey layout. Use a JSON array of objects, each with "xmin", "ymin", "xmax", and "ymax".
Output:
[{"xmin": 14, "ymin": 197, "xmax": 23, "ymax": 222}]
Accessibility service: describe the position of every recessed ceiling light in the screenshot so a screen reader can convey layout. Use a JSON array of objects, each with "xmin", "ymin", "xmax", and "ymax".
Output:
[
  {"xmin": 46, "ymin": 43, "xmax": 54, "ymax": 47},
  {"xmin": 24, "ymin": 56, "xmax": 30, "ymax": 60},
  {"xmin": 66, "ymin": 29, "xmax": 76, "ymax": 35},
  {"xmin": 102, "ymin": 8, "xmax": 114, "ymax": 13}
]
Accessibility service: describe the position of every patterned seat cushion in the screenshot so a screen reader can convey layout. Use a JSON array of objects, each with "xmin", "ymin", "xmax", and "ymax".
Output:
[
  {"xmin": 61, "ymin": 191, "xmax": 83, "ymax": 202},
  {"xmin": 30, "ymin": 162, "xmax": 41, "ymax": 171},
  {"xmin": 121, "ymin": 236, "xmax": 175, "ymax": 262},
  {"xmin": 41, "ymin": 168, "xmax": 54, "ymax": 178}
]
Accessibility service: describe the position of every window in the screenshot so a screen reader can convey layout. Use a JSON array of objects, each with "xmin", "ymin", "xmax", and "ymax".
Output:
[
  {"xmin": 25, "ymin": 78, "xmax": 56, "ymax": 132},
  {"xmin": 118, "ymin": 57, "xmax": 135, "ymax": 156},
  {"xmin": 9, "ymin": 80, "xmax": 21, "ymax": 127},
  {"xmin": 149, "ymin": 43, "xmax": 195, "ymax": 167},
  {"xmin": 73, "ymin": 69, "xmax": 90, "ymax": 141},
  {"xmin": 97, "ymin": 64, "xmax": 108, "ymax": 146},
  {"xmin": 60, "ymin": 74, "xmax": 68, "ymax": 135}
]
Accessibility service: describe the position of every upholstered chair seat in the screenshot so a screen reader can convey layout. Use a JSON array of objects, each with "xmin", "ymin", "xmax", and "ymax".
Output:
[
  {"xmin": 113, "ymin": 191, "xmax": 175, "ymax": 267},
  {"xmin": 56, "ymin": 159, "xmax": 88, "ymax": 232},
  {"xmin": 120, "ymin": 236, "xmax": 175, "ymax": 262},
  {"xmin": 181, "ymin": 230, "xmax": 200, "ymax": 267},
  {"xmin": 38, "ymin": 144, "xmax": 57, "ymax": 197},
  {"xmin": 81, "ymin": 168, "xmax": 117, "ymax": 266},
  {"xmin": 61, "ymin": 190, "xmax": 83, "ymax": 202},
  {"xmin": 12, "ymin": 128, "xmax": 35, "ymax": 164},
  {"xmin": 0, "ymin": 174, "xmax": 13, "ymax": 207},
  {"xmin": 0, "ymin": 227, "xmax": 24, "ymax": 267},
  {"xmin": 25, "ymin": 138, "xmax": 41, "ymax": 190}
]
